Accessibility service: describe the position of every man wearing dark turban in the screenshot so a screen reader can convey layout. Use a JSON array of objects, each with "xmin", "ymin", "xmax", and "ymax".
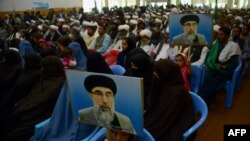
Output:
[
  {"xmin": 78, "ymin": 75, "xmax": 136, "ymax": 134},
  {"xmin": 173, "ymin": 14, "xmax": 207, "ymax": 45}
]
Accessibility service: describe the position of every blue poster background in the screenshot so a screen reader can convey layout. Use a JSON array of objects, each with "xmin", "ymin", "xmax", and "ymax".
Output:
[
  {"xmin": 169, "ymin": 14, "xmax": 213, "ymax": 46},
  {"xmin": 66, "ymin": 70, "xmax": 144, "ymax": 135}
]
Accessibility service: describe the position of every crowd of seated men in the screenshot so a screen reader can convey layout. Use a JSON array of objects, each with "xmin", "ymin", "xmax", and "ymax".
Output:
[{"xmin": 0, "ymin": 4, "xmax": 250, "ymax": 141}]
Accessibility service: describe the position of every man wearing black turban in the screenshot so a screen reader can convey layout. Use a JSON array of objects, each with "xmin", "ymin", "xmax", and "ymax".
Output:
[
  {"xmin": 173, "ymin": 14, "xmax": 207, "ymax": 45},
  {"xmin": 78, "ymin": 75, "xmax": 136, "ymax": 134}
]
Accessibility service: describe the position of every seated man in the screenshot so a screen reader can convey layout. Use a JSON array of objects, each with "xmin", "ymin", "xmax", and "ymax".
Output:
[
  {"xmin": 199, "ymin": 27, "xmax": 241, "ymax": 106},
  {"xmin": 173, "ymin": 14, "xmax": 207, "ymax": 45},
  {"xmin": 79, "ymin": 75, "xmax": 136, "ymax": 134},
  {"xmin": 90, "ymin": 24, "xmax": 111, "ymax": 54},
  {"xmin": 153, "ymin": 27, "xmax": 178, "ymax": 61}
]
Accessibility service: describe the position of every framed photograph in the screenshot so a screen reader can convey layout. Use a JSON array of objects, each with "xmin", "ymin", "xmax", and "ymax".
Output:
[
  {"xmin": 169, "ymin": 14, "xmax": 213, "ymax": 46},
  {"xmin": 66, "ymin": 70, "xmax": 144, "ymax": 135}
]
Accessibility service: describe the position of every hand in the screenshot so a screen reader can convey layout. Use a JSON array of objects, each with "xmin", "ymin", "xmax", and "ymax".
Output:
[
  {"xmin": 187, "ymin": 60, "xmax": 191, "ymax": 67},
  {"xmin": 150, "ymin": 52, "xmax": 156, "ymax": 58},
  {"xmin": 215, "ymin": 63, "xmax": 226, "ymax": 69},
  {"xmin": 187, "ymin": 53, "xmax": 193, "ymax": 62},
  {"xmin": 218, "ymin": 64, "xmax": 226, "ymax": 69}
]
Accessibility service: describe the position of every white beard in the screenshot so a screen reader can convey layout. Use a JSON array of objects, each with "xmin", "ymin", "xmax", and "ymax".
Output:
[
  {"xmin": 184, "ymin": 32, "xmax": 196, "ymax": 43},
  {"xmin": 93, "ymin": 103, "xmax": 115, "ymax": 124}
]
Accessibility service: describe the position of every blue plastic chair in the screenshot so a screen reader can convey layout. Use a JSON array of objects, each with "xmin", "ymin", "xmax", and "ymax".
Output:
[
  {"xmin": 32, "ymin": 83, "xmax": 100, "ymax": 140},
  {"xmin": 189, "ymin": 65, "xmax": 203, "ymax": 93},
  {"xmin": 249, "ymin": 63, "xmax": 250, "ymax": 78},
  {"xmin": 34, "ymin": 118, "xmax": 51, "ymax": 136},
  {"xmin": 89, "ymin": 127, "xmax": 155, "ymax": 141},
  {"xmin": 34, "ymin": 118, "xmax": 100, "ymax": 141},
  {"xmin": 183, "ymin": 92, "xmax": 208, "ymax": 141},
  {"xmin": 224, "ymin": 58, "xmax": 242, "ymax": 109},
  {"xmin": 200, "ymin": 64, "xmax": 206, "ymax": 86},
  {"xmin": 110, "ymin": 64, "xmax": 126, "ymax": 75},
  {"xmin": 235, "ymin": 58, "xmax": 243, "ymax": 90}
]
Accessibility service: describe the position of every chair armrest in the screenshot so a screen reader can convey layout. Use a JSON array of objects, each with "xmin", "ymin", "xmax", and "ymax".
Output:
[{"xmin": 34, "ymin": 118, "xmax": 51, "ymax": 135}]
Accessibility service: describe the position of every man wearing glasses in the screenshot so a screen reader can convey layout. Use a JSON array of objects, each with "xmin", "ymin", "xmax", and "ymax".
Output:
[
  {"xmin": 78, "ymin": 75, "xmax": 136, "ymax": 134},
  {"xmin": 172, "ymin": 14, "xmax": 207, "ymax": 45}
]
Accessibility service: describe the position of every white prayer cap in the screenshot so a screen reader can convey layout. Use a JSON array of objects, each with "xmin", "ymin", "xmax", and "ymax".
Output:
[
  {"xmin": 88, "ymin": 22, "xmax": 97, "ymax": 27},
  {"xmin": 213, "ymin": 24, "xmax": 221, "ymax": 32},
  {"xmin": 199, "ymin": 10, "xmax": 205, "ymax": 14},
  {"xmin": 82, "ymin": 21, "xmax": 90, "ymax": 26},
  {"xmin": 45, "ymin": 20, "xmax": 49, "ymax": 23},
  {"xmin": 132, "ymin": 15, "xmax": 139, "ymax": 19},
  {"xmin": 70, "ymin": 17, "xmax": 75, "ymax": 22},
  {"xmin": 228, "ymin": 14, "xmax": 233, "ymax": 17},
  {"xmin": 234, "ymin": 16, "xmax": 243, "ymax": 23},
  {"xmin": 37, "ymin": 25, "xmax": 43, "ymax": 30},
  {"xmin": 74, "ymin": 20, "xmax": 80, "ymax": 25},
  {"xmin": 138, "ymin": 18, "xmax": 145, "ymax": 22},
  {"xmin": 171, "ymin": 7, "xmax": 178, "ymax": 14},
  {"xmin": 155, "ymin": 18, "xmax": 162, "ymax": 24},
  {"xmin": 151, "ymin": 13, "xmax": 156, "ymax": 18},
  {"xmin": 50, "ymin": 25, "xmax": 58, "ymax": 30},
  {"xmin": 25, "ymin": 21, "xmax": 30, "ymax": 25},
  {"xmin": 39, "ymin": 18, "xmax": 45, "ymax": 23},
  {"xmin": 118, "ymin": 24, "xmax": 130, "ymax": 31},
  {"xmin": 166, "ymin": 12, "xmax": 170, "ymax": 15},
  {"xmin": 31, "ymin": 20, "xmax": 36, "ymax": 24},
  {"xmin": 162, "ymin": 15, "xmax": 168, "ymax": 19},
  {"xmin": 144, "ymin": 13, "xmax": 150, "ymax": 17},
  {"xmin": 125, "ymin": 15, "xmax": 131, "ymax": 19},
  {"xmin": 72, "ymin": 26, "xmax": 80, "ymax": 31},
  {"xmin": 140, "ymin": 29, "xmax": 152, "ymax": 38},
  {"xmin": 156, "ymin": 12, "xmax": 161, "ymax": 16},
  {"xmin": 129, "ymin": 19, "xmax": 138, "ymax": 25},
  {"xmin": 57, "ymin": 18, "xmax": 65, "ymax": 22},
  {"xmin": 62, "ymin": 24, "xmax": 70, "ymax": 29}
]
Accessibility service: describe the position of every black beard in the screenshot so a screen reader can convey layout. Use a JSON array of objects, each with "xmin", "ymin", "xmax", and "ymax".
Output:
[{"xmin": 233, "ymin": 36, "xmax": 239, "ymax": 41}]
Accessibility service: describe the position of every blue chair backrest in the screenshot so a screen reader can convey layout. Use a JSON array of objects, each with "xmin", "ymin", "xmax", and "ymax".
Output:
[
  {"xmin": 31, "ymin": 83, "xmax": 99, "ymax": 141},
  {"xmin": 110, "ymin": 64, "xmax": 126, "ymax": 75},
  {"xmin": 234, "ymin": 58, "xmax": 243, "ymax": 90},
  {"xmin": 189, "ymin": 65, "xmax": 202, "ymax": 93},
  {"xmin": 200, "ymin": 64, "xmax": 206, "ymax": 86},
  {"xmin": 89, "ymin": 127, "xmax": 155, "ymax": 141},
  {"xmin": 183, "ymin": 92, "xmax": 208, "ymax": 141},
  {"xmin": 224, "ymin": 58, "xmax": 242, "ymax": 109}
]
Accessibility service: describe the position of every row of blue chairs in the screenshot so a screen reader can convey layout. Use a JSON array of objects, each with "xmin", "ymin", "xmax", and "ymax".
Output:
[{"xmin": 189, "ymin": 58, "xmax": 243, "ymax": 109}]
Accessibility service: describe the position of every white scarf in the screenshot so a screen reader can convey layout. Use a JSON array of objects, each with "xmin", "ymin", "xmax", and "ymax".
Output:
[{"xmin": 219, "ymin": 41, "xmax": 241, "ymax": 63}]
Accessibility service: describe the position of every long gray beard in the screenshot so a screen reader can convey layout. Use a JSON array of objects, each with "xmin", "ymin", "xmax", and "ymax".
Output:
[
  {"xmin": 185, "ymin": 33, "xmax": 196, "ymax": 43},
  {"xmin": 93, "ymin": 104, "xmax": 115, "ymax": 124}
]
